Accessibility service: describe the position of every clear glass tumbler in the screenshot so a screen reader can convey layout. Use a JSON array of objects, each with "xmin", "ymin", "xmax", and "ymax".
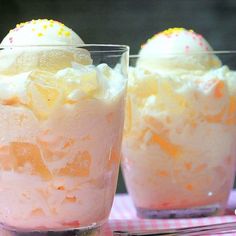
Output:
[
  {"xmin": 0, "ymin": 44, "xmax": 129, "ymax": 235},
  {"xmin": 122, "ymin": 52, "xmax": 236, "ymax": 219}
]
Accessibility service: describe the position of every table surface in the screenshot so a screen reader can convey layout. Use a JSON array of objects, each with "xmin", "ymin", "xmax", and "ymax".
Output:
[{"xmin": 103, "ymin": 190, "xmax": 236, "ymax": 235}]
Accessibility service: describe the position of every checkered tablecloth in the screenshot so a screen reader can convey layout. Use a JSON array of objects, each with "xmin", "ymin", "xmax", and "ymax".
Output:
[{"xmin": 103, "ymin": 190, "xmax": 236, "ymax": 235}]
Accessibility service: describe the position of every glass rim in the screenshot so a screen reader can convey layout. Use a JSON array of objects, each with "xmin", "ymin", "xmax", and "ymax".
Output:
[
  {"xmin": 0, "ymin": 44, "xmax": 129, "ymax": 53},
  {"xmin": 130, "ymin": 50, "xmax": 236, "ymax": 57}
]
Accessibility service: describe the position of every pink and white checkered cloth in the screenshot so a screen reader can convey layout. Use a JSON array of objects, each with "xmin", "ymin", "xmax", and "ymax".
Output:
[{"xmin": 103, "ymin": 190, "xmax": 236, "ymax": 235}]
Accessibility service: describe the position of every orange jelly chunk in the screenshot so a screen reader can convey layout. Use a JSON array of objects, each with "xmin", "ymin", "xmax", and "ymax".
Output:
[
  {"xmin": 27, "ymin": 72, "xmax": 62, "ymax": 120},
  {"xmin": 10, "ymin": 142, "xmax": 52, "ymax": 180},
  {"xmin": 58, "ymin": 151, "xmax": 91, "ymax": 177},
  {"xmin": 149, "ymin": 133, "xmax": 182, "ymax": 158},
  {"xmin": 225, "ymin": 96, "xmax": 236, "ymax": 125},
  {"xmin": 214, "ymin": 80, "xmax": 225, "ymax": 98}
]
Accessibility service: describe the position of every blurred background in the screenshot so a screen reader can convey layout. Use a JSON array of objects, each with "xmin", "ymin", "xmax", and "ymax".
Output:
[{"xmin": 0, "ymin": 0, "xmax": 235, "ymax": 191}]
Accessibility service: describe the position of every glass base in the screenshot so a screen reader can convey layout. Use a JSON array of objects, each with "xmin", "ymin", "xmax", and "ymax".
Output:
[
  {"xmin": 0, "ymin": 224, "xmax": 103, "ymax": 236},
  {"xmin": 136, "ymin": 204, "xmax": 222, "ymax": 219}
]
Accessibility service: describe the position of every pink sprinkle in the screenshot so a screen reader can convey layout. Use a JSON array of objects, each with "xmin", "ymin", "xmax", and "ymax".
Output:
[
  {"xmin": 197, "ymin": 34, "xmax": 203, "ymax": 38},
  {"xmin": 199, "ymin": 42, "xmax": 203, "ymax": 46},
  {"xmin": 185, "ymin": 45, "xmax": 190, "ymax": 53},
  {"xmin": 192, "ymin": 36, "xmax": 196, "ymax": 40}
]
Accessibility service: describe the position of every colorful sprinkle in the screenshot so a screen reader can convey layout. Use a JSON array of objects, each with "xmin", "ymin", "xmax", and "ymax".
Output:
[
  {"xmin": 160, "ymin": 27, "xmax": 186, "ymax": 37},
  {"xmin": 185, "ymin": 45, "xmax": 190, "ymax": 52},
  {"xmin": 6, "ymin": 19, "xmax": 76, "ymax": 43},
  {"xmin": 64, "ymin": 31, "xmax": 71, "ymax": 37}
]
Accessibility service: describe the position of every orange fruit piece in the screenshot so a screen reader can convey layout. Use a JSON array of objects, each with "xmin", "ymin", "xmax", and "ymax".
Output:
[
  {"xmin": 184, "ymin": 162, "xmax": 193, "ymax": 171},
  {"xmin": 0, "ymin": 145, "xmax": 11, "ymax": 170},
  {"xmin": 149, "ymin": 132, "xmax": 182, "ymax": 158},
  {"xmin": 27, "ymin": 70, "xmax": 62, "ymax": 120},
  {"xmin": 205, "ymin": 107, "xmax": 226, "ymax": 123},
  {"xmin": 214, "ymin": 80, "xmax": 225, "ymax": 98},
  {"xmin": 225, "ymin": 96, "xmax": 236, "ymax": 125},
  {"xmin": 58, "ymin": 151, "xmax": 91, "ymax": 177},
  {"xmin": 10, "ymin": 142, "xmax": 52, "ymax": 180},
  {"xmin": 185, "ymin": 183, "xmax": 194, "ymax": 191},
  {"xmin": 156, "ymin": 170, "xmax": 169, "ymax": 177}
]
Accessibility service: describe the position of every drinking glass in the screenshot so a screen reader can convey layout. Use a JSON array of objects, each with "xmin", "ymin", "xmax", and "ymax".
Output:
[
  {"xmin": 0, "ymin": 44, "xmax": 129, "ymax": 235},
  {"xmin": 122, "ymin": 52, "xmax": 236, "ymax": 219}
]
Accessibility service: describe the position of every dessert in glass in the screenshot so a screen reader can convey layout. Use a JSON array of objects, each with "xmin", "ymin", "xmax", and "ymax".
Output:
[
  {"xmin": 0, "ymin": 19, "xmax": 129, "ymax": 235},
  {"xmin": 122, "ymin": 28, "xmax": 236, "ymax": 218}
]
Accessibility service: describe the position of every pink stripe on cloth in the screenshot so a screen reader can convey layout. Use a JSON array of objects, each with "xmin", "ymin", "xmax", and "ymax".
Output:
[{"xmin": 105, "ymin": 190, "xmax": 236, "ymax": 236}]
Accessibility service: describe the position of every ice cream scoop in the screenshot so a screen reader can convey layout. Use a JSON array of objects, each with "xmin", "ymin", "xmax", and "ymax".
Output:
[
  {"xmin": 137, "ymin": 28, "xmax": 221, "ymax": 71},
  {"xmin": 0, "ymin": 19, "xmax": 91, "ymax": 75},
  {"xmin": 1, "ymin": 19, "xmax": 84, "ymax": 46}
]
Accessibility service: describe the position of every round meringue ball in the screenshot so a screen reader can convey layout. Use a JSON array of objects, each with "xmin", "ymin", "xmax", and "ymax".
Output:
[
  {"xmin": 0, "ymin": 19, "xmax": 92, "ymax": 74},
  {"xmin": 1, "ymin": 19, "xmax": 83, "ymax": 46},
  {"xmin": 137, "ymin": 28, "xmax": 221, "ymax": 71}
]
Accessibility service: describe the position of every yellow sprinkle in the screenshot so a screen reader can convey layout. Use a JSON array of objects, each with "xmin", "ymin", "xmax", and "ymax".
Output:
[
  {"xmin": 43, "ymin": 25, "xmax": 47, "ymax": 30},
  {"xmin": 16, "ymin": 24, "xmax": 20, "ymax": 28},
  {"xmin": 49, "ymin": 23, "xmax": 54, "ymax": 27},
  {"xmin": 58, "ymin": 31, "xmax": 62, "ymax": 36},
  {"xmin": 49, "ymin": 19, "xmax": 54, "ymax": 23},
  {"xmin": 141, "ymin": 28, "xmax": 190, "ymax": 48},
  {"xmin": 64, "ymin": 31, "xmax": 71, "ymax": 37},
  {"xmin": 60, "ymin": 27, "xmax": 65, "ymax": 32},
  {"xmin": 37, "ymin": 32, "xmax": 43, "ymax": 37},
  {"xmin": 161, "ymin": 27, "xmax": 185, "ymax": 36}
]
